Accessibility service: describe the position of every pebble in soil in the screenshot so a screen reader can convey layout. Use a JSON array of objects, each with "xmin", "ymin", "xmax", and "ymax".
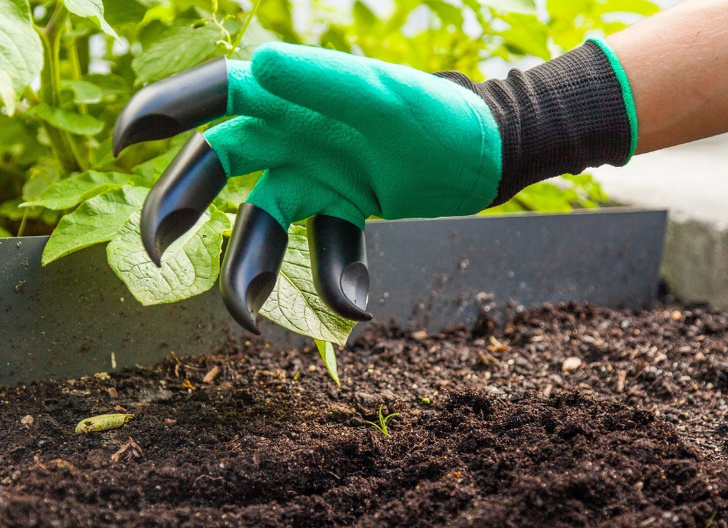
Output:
[{"xmin": 0, "ymin": 302, "xmax": 727, "ymax": 527}]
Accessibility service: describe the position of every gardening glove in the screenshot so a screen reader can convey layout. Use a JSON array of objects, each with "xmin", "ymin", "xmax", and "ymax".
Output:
[{"xmin": 113, "ymin": 38, "xmax": 637, "ymax": 335}]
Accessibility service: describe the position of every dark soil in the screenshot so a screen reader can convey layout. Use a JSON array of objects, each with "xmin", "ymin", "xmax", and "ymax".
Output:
[{"xmin": 1, "ymin": 302, "xmax": 728, "ymax": 527}]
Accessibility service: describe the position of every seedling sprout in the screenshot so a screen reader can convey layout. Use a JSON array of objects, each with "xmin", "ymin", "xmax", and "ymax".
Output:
[{"xmin": 365, "ymin": 404, "xmax": 399, "ymax": 437}]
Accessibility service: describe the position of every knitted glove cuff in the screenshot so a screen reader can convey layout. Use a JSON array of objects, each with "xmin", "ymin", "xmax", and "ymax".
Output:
[{"xmin": 437, "ymin": 38, "xmax": 638, "ymax": 206}]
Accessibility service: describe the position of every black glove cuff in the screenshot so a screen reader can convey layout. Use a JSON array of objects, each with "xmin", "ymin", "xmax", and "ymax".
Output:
[{"xmin": 437, "ymin": 40, "xmax": 634, "ymax": 206}]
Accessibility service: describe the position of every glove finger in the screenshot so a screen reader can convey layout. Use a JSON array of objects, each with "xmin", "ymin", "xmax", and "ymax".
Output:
[
  {"xmin": 220, "ymin": 202, "xmax": 288, "ymax": 334},
  {"xmin": 306, "ymin": 215, "xmax": 371, "ymax": 321},
  {"xmin": 202, "ymin": 115, "xmax": 287, "ymax": 177},
  {"xmin": 226, "ymin": 60, "xmax": 293, "ymax": 120},
  {"xmin": 250, "ymin": 42, "xmax": 412, "ymax": 129},
  {"xmin": 245, "ymin": 166, "xmax": 368, "ymax": 232}
]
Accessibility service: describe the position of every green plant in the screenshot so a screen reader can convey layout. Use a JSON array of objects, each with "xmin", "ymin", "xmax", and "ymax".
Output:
[
  {"xmin": 365, "ymin": 404, "xmax": 400, "ymax": 437},
  {"xmin": 0, "ymin": 0, "xmax": 657, "ymax": 384}
]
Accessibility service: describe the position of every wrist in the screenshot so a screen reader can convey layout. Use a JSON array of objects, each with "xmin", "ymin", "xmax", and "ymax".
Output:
[{"xmin": 438, "ymin": 38, "xmax": 638, "ymax": 206}]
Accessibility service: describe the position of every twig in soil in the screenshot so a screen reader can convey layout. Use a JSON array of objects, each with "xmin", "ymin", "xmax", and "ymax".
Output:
[
  {"xmin": 111, "ymin": 437, "xmax": 143, "ymax": 463},
  {"xmin": 365, "ymin": 404, "xmax": 399, "ymax": 437},
  {"xmin": 193, "ymin": 474, "xmax": 225, "ymax": 487}
]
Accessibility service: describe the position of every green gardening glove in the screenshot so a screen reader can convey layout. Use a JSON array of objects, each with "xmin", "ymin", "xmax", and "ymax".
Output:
[{"xmin": 113, "ymin": 38, "xmax": 636, "ymax": 333}]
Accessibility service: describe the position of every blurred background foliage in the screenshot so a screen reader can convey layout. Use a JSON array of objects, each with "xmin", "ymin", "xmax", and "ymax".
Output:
[{"xmin": 0, "ymin": 0, "xmax": 659, "ymax": 237}]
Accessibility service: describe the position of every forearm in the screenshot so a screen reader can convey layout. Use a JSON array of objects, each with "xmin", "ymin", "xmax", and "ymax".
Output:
[{"xmin": 606, "ymin": 0, "xmax": 728, "ymax": 154}]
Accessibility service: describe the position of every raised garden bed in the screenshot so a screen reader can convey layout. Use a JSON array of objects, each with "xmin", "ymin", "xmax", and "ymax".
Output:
[
  {"xmin": 1, "ymin": 302, "xmax": 727, "ymax": 527},
  {"xmin": 0, "ymin": 208, "xmax": 666, "ymax": 385}
]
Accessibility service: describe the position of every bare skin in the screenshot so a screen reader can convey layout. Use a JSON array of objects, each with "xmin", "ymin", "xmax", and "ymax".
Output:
[{"xmin": 607, "ymin": 0, "xmax": 728, "ymax": 154}]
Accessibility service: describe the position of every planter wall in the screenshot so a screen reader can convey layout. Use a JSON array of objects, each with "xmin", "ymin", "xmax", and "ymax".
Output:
[{"xmin": 0, "ymin": 208, "xmax": 666, "ymax": 385}]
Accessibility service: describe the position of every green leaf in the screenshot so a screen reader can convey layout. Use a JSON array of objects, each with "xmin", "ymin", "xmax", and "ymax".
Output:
[
  {"xmin": 61, "ymin": 80, "xmax": 104, "ymax": 104},
  {"xmin": 424, "ymin": 0, "xmax": 464, "ymax": 26},
  {"xmin": 259, "ymin": 225, "xmax": 357, "ymax": 345},
  {"xmin": 107, "ymin": 209, "xmax": 230, "ymax": 305},
  {"xmin": 0, "ymin": 226, "xmax": 12, "ymax": 237},
  {"xmin": 25, "ymin": 170, "xmax": 144, "ymax": 210},
  {"xmin": 63, "ymin": 0, "xmax": 118, "ymax": 38},
  {"xmin": 212, "ymin": 172, "xmax": 260, "ymax": 212},
  {"xmin": 256, "ymin": 0, "xmax": 302, "ymax": 44},
  {"xmin": 132, "ymin": 25, "xmax": 221, "ymax": 86},
  {"xmin": 515, "ymin": 181, "xmax": 573, "ymax": 212},
  {"xmin": 500, "ymin": 13, "xmax": 550, "ymax": 60},
  {"xmin": 42, "ymin": 185, "xmax": 149, "ymax": 265},
  {"xmin": 102, "ymin": 0, "xmax": 146, "ymax": 28},
  {"xmin": 353, "ymin": 1, "xmax": 377, "ymax": 29},
  {"xmin": 0, "ymin": 198, "xmax": 26, "ymax": 221},
  {"xmin": 28, "ymin": 103, "xmax": 105, "ymax": 136},
  {"xmin": 83, "ymin": 73, "xmax": 129, "ymax": 102},
  {"xmin": 0, "ymin": 0, "xmax": 43, "ymax": 111},
  {"xmin": 229, "ymin": 18, "xmax": 279, "ymax": 60},
  {"xmin": 481, "ymin": 0, "xmax": 536, "ymax": 13},
  {"xmin": 315, "ymin": 339, "xmax": 340, "ymax": 386},
  {"xmin": 0, "ymin": 114, "xmax": 43, "ymax": 165},
  {"xmin": 598, "ymin": 0, "xmax": 658, "ymax": 16},
  {"xmin": 0, "ymin": 70, "xmax": 16, "ymax": 116},
  {"xmin": 22, "ymin": 157, "xmax": 63, "ymax": 201},
  {"xmin": 130, "ymin": 133, "xmax": 191, "ymax": 183}
]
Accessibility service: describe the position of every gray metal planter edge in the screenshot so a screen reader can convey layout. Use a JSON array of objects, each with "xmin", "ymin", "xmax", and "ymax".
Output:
[{"xmin": 0, "ymin": 207, "xmax": 667, "ymax": 386}]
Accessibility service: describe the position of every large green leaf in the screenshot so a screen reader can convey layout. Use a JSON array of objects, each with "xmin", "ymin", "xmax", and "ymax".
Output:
[
  {"xmin": 0, "ymin": 0, "xmax": 43, "ymax": 113},
  {"xmin": 132, "ymin": 25, "xmax": 221, "ymax": 86},
  {"xmin": 24, "ymin": 170, "xmax": 145, "ymax": 210},
  {"xmin": 28, "ymin": 103, "xmax": 105, "ymax": 136},
  {"xmin": 63, "ymin": 0, "xmax": 118, "ymax": 38},
  {"xmin": 260, "ymin": 225, "xmax": 357, "ymax": 345},
  {"xmin": 42, "ymin": 185, "xmax": 149, "ymax": 265},
  {"xmin": 107, "ymin": 209, "xmax": 230, "ymax": 305}
]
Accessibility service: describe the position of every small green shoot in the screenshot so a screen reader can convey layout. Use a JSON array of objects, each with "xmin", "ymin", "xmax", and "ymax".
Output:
[
  {"xmin": 705, "ymin": 510, "xmax": 718, "ymax": 528},
  {"xmin": 365, "ymin": 404, "xmax": 399, "ymax": 437},
  {"xmin": 421, "ymin": 397, "xmax": 431, "ymax": 404}
]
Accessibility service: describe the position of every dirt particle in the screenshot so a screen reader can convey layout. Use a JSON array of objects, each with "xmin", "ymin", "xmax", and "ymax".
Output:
[
  {"xmin": 562, "ymin": 356, "xmax": 583, "ymax": 372},
  {"xmin": 202, "ymin": 366, "xmax": 221, "ymax": 384},
  {"xmin": 411, "ymin": 330, "xmax": 428, "ymax": 340}
]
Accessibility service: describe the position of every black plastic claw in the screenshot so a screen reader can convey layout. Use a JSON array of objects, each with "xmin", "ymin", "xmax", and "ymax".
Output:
[
  {"xmin": 307, "ymin": 215, "xmax": 372, "ymax": 321},
  {"xmin": 113, "ymin": 57, "xmax": 228, "ymax": 156},
  {"xmin": 220, "ymin": 203, "xmax": 288, "ymax": 334},
  {"xmin": 140, "ymin": 133, "xmax": 227, "ymax": 266}
]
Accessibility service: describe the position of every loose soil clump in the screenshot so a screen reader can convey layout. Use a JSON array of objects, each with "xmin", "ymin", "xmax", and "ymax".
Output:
[{"xmin": 1, "ymin": 302, "xmax": 728, "ymax": 527}]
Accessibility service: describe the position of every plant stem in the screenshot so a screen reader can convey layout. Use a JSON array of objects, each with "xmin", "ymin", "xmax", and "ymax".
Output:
[
  {"xmin": 36, "ymin": 5, "xmax": 78, "ymax": 173},
  {"xmin": 68, "ymin": 32, "xmax": 88, "ymax": 115},
  {"xmin": 65, "ymin": 19, "xmax": 93, "ymax": 170},
  {"xmin": 17, "ymin": 208, "xmax": 29, "ymax": 237},
  {"xmin": 22, "ymin": 86, "xmax": 40, "ymax": 106},
  {"xmin": 228, "ymin": 0, "xmax": 264, "ymax": 57},
  {"xmin": 39, "ymin": 5, "xmax": 90, "ymax": 172}
]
